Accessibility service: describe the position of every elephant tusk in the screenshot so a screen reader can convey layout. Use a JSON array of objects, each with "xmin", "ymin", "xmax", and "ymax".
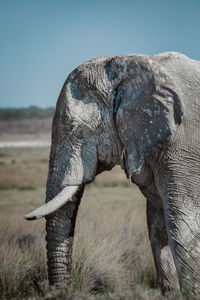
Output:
[{"xmin": 24, "ymin": 185, "xmax": 79, "ymax": 220}]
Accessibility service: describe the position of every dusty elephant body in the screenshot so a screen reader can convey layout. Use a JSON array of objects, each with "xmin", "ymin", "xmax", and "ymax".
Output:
[{"xmin": 25, "ymin": 52, "xmax": 200, "ymax": 295}]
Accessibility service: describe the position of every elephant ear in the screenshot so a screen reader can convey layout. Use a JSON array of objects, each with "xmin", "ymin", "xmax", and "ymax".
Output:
[{"xmin": 115, "ymin": 75, "xmax": 183, "ymax": 179}]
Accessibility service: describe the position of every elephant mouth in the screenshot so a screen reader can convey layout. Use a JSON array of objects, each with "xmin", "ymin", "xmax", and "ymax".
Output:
[{"xmin": 24, "ymin": 185, "xmax": 79, "ymax": 220}]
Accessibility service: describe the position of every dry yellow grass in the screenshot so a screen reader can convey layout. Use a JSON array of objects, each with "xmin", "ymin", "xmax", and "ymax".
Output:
[
  {"xmin": 0, "ymin": 147, "xmax": 193, "ymax": 299},
  {"xmin": 0, "ymin": 147, "xmax": 49, "ymax": 190}
]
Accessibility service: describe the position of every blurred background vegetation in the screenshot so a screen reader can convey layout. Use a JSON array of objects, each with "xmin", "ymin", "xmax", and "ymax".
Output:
[{"xmin": 0, "ymin": 107, "xmax": 55, "ymax": 120}]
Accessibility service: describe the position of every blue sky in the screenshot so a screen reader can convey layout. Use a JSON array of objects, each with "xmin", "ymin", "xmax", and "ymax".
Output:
[{"xmin": 1, "ymin": 0, "xmax": 200, "ymax": 108}]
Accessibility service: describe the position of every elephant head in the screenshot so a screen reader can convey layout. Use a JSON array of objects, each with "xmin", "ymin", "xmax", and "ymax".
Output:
[{"xmin": 24, "ymin": 53, "xmax": 183, "ymax": 287}]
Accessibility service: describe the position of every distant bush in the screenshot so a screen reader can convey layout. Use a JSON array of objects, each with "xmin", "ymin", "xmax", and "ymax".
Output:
[{"xmin": 0, "ymin": 106, "xmax": 55, "ymax": 121}]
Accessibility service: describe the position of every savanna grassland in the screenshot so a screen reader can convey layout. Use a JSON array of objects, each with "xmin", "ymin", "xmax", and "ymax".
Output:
[{"xmin": 0, "ymin": 109, "xmax": 196, "ymax": 299}]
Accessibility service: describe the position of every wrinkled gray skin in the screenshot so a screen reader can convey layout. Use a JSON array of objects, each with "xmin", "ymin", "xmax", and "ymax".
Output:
[{"xmin": 26, "ymin": 52, "xmax": 200, "ymax": 295}]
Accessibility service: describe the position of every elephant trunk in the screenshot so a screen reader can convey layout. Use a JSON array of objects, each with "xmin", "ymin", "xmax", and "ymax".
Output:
[{"xmin": 46, "ymin": 186, "xmax": 84, "ymax": 286}]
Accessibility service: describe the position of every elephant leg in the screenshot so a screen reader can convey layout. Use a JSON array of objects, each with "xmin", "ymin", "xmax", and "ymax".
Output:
[
  {"xmin": 46, "ymin": 186, "xmax": 84, "ymax": 287},
  {"xmin": 146, "ymin": 200, "xmax": 179, "ymax": 294},
  {"xmin": 163, "ymin": 195, "xmax": 200, "ymax": 295}
]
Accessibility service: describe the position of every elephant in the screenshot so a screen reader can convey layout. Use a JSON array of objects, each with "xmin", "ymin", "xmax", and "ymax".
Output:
[{"xmin": 25, "ymin": 52, "xmax": 200, "ymax": 295}]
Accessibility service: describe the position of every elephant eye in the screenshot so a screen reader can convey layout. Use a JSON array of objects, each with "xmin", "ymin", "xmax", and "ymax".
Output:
[
  {"xmin": 73, "ymin": 127, "xmax": 83, "ymax": 140},
  {"xmin": 70, "ymin": 120, "xmax": 94, "ymax": 141}
]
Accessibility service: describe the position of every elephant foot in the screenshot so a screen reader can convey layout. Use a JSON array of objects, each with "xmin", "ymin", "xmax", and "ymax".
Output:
[{"xmin": 160, "ymin": 279, "xmax": 180, "ymax": 297}]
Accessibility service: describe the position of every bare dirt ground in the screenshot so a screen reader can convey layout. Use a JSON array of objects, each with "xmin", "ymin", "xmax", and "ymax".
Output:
[
  {"xmin": 0, "ymin": 118, "xmax": 52, "ymax": 136},
  {"xmin": 0, "ymin": 118, "xmax": 51, "ymax": 147}
]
